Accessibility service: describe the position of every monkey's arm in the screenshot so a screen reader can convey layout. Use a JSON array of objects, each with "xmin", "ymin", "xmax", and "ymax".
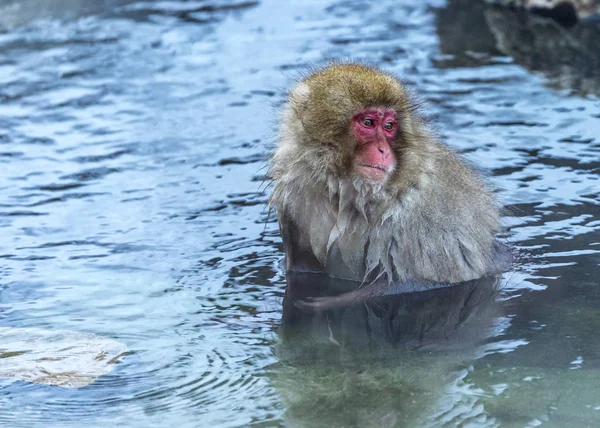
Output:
[
  {"xmin": 294, "ymin": 278, "xmax": 453, "ymax": 310},
  {"xmin": 280, "ymin": 217, "xmax": 323, "ymax": 273},
  {"xmin": 294, "ymin": 239, "xmax": 512, "ymax": 311},
  {"xmin": 280, "ymin": 216, "xmax": 365, "ymax": 280}
]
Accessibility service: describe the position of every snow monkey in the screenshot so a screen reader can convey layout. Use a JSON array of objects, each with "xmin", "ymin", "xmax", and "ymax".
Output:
[{"xmin": 269, "ymin": 63, "xmax": 511, "ymax": 307}]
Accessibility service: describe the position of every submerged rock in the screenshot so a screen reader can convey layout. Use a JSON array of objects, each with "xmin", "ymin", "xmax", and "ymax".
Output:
[
  {"xmin": 488, "ymin": 0, "xmax": 600, "ymax": 24},
  {"xmin": 0, "ymin": 327, "xmax": 128, "ymax": 388}
]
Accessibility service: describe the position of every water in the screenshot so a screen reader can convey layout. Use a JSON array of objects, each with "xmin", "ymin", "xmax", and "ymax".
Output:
[{"xmin": 0, "ymin": 0, "xmax": 598, "ymax": 426}]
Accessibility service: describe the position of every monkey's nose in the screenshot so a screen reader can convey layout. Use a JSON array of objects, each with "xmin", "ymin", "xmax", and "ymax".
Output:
[{"xmin": 377, "ymin": 145, "xmax": 391, "ymax": 157}]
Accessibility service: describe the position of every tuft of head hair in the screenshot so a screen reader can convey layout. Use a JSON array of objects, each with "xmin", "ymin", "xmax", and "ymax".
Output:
[{"xmin": 290, "ymin": 63, "xmax": 414, "ymax": 145}]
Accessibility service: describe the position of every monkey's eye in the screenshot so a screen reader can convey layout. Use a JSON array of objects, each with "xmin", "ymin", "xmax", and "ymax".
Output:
[
  {"xmin": 383, "ymin": 121, "xmax": 395, "ymax": 131},
  {"xmin": 362, "ymin": 118, "xmax": 374, "ymax": 127}
]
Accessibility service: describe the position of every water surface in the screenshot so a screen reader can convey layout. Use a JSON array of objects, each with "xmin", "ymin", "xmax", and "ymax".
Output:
[{"xmin": 0, "ymin": 0, "xmax": 599, "ymax": 426}]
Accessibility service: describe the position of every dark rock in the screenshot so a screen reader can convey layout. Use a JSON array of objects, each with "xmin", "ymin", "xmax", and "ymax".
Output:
[{"xmin": 488, "ymin": 0, "xmax": 600, "ymax": 25}]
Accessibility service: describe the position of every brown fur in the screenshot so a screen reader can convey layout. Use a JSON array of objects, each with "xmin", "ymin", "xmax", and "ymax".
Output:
[{"xmin": 270, "ymin": 63, "xmax": 509, "ymax": 285}]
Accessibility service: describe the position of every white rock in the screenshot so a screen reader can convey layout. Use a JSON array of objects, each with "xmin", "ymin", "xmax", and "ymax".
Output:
[{"xmin": 0, "ymin": 327, "xmax": 128, "ymax": 388}]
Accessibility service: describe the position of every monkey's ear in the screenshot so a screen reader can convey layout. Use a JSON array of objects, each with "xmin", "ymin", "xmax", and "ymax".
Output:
[{"xmin": 289, "ymin": 82, "xmax": 311, "ymax": 108}]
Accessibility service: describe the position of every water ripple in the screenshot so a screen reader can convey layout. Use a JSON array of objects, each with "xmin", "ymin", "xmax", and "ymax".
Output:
[{"xmin": 0, "ymin": 0, "xmax": 598, "ymax": 426}]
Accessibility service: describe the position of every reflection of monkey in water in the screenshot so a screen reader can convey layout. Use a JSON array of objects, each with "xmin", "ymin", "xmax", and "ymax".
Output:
[
  {"xmin": 269, "ymin": 63, "xmax": 511, "ymax": 308},
  {"xmin": 281, "ymin": 272, "xmax": 501, "ymax": 352}
]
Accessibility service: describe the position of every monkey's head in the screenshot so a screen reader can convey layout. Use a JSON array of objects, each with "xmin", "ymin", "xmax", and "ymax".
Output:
[{"xmin": 283, "ymin": 63, "xmax": 421, "ymax": 185}]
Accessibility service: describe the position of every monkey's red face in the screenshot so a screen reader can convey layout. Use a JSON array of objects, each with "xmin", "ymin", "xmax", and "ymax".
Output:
[{"xmin": 351, "ymin": 107, "xmax": 397, "ymax": 182}]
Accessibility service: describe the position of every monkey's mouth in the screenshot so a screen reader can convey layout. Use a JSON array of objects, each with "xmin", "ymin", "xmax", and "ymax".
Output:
[
  {"xmin": 356, "ymin": 164, "xmax": 390, "ymax": 181},
  {"xmin": 359, "ymin": 164, "xmax": 388, "ymax": 172}
]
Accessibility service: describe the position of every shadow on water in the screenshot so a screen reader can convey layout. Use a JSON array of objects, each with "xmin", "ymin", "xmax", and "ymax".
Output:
[{"xmin": 435, "ymin": 0, "xmax": 600, "ymax": 95}]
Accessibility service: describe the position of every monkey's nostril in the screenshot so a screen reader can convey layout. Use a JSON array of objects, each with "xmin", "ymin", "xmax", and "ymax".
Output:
[{"xmin": 378, "ymin": 146, "xmax": 384, "ymax": 154}]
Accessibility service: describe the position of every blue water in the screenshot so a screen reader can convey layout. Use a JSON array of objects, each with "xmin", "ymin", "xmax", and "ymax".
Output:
[{"xmin": 0, "ymin": 0, "xmax": 599, "ymax": 426}]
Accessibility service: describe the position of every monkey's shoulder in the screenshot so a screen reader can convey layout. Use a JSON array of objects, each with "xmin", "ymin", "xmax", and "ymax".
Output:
[{"xmin": 415, "ymin": 144, "xmax": 499, "ymax": 219}]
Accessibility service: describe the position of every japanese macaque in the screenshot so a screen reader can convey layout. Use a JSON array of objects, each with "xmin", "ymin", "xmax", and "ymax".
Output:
[{"xmin": 269, "ymin": 63, "xmax": 511, "ymax": 307}]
